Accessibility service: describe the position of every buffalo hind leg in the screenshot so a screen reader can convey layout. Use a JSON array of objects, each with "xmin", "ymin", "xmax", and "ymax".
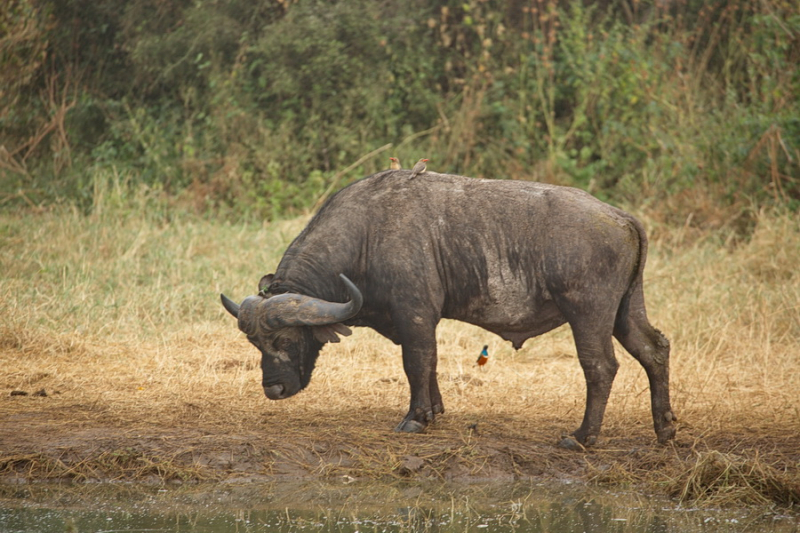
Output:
[
  {"xmin": 560, "ymin": 324, "xmax": 619, "ymax": 449},
  {"xmin": 614, "ymin": 309, "xmax": 677, "ymax": 444}
]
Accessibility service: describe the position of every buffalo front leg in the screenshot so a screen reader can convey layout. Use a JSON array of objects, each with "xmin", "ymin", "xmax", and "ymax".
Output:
[
  {"xmin": 395, "ymin": 332, "xmax": 441, "ymax": 433},
  {"xmin": 430, "ymin": 370, "xmax": 444, "ymax": 416},
  {"xmin": 560, "ymin": 326, "xmax": 619, "ymax": 449}
]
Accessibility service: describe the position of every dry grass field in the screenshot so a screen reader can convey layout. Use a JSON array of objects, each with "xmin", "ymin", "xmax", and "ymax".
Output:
[{"xmin": 1, "ymin": 192, "xmax": 798, "ymax": 508}]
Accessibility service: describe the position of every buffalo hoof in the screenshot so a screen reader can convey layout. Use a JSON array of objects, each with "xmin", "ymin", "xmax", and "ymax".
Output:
[
  {"xmin": 657, "ymin": 425, "xmax": 677, "ymax": 444},
  {"xmin": 395, "ymin": 419, "xmax": 427, "ymax": 433},
  {"xmin": 557, "ymin": 436, "xmax": 587, "ymax": 451},
  {"xmin": 656, "ymin": 411, "xmax": 678, "ymax": 444}
]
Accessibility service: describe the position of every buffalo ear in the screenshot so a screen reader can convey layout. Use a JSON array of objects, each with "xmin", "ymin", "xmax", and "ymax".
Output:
[
  {"xmin": 258, "ymin": 274, "xmax": 274, "ymax": 293},
  {"xmin": 312, "ymin": 325, "xmax": 340, "ymax": 344},
  {"xmin": 311, "ymin": 323, "xmax": 353, "ymax": 344},
  {"xmin": 330, "ymin": 323, "xmax": 353, "ymax": 337}
]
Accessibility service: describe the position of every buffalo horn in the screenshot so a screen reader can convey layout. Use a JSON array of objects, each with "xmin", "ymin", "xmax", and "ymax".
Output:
[
  {"xmin": 220, "ymin": 294, "xmax": 240, "ymax": 318},
  {"xmin": 263, "ymin": 274, "xmax": 363, "ymax": 329},
  {"xmin": 236, "ymin": 295, "xmax": 264, "ymax": 336},
  {"xmin": 221, "ymin": 293, "xmax": 262, "ymax": 336}
]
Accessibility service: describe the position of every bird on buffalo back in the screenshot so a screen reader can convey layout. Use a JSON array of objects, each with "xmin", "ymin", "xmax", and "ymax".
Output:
[
  {"xmin": 409, "ymin": 158, "xmax": 428, "ymax": 179},
  {"xmin": 476, "ymin": 345, "xmax": 489, "ymax": 369},
  {"xmin": 389, "ymin": 157, "xmax": 402, "ymax": 170}
]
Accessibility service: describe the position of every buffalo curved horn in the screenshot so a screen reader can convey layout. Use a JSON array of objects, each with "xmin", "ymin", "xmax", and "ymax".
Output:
[
  {"xmin": 262, "ymin": 274, "xmax": 363, "ymax": 329},
  {"xmin": 220, "ymin": 294, "xmax": 240, "ymax": 318},
  {"xmin": 221, "ymin": 293, "xmax": 262, "ymax": 336}
]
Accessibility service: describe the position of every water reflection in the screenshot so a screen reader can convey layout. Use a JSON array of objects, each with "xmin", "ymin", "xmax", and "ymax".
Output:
[{"xmin": 0, "ymin": 481, "xmax": 794, "ymax": 533}]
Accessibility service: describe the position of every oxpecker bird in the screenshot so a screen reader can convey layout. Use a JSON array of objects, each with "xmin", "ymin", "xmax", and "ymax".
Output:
[
  {"xmin": 476, "ymin": 345, "xmax": 489, "ymax": 368},
  {"xmin": 389, "ymin": 157, "xmax": 402, "ymax": 170},
  {"xmin": 409, "ymin": 158, "xmax": 428, "ymax": 179}
]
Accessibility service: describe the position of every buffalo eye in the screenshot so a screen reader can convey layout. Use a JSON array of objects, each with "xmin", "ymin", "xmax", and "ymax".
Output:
[{"xmin": 274, "ymin": 337, "xmax": 292, "ymax": 351}]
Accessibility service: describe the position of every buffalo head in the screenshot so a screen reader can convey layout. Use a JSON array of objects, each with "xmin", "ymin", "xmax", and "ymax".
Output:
[{"xmin": 220, "ymin": 274, "xmax": 362, "ymax": 400}]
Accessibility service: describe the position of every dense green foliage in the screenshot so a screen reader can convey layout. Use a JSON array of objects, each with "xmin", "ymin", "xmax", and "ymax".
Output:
[{"xmin": 1, "ymin": 0, "xmax": 798, "ymax": 223}]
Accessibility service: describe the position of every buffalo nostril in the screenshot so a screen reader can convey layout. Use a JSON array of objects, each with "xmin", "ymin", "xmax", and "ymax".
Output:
[{"xmin": 263, "ymin": 383, "xmax": 285, "ymax": 400}]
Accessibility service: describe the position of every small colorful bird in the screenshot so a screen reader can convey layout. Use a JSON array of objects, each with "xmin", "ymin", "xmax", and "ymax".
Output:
[
  {"xmin": 409, "ymin": 158, "xmax": 428, "ymax": 179},
  {"xmin": 389, "ymin": 157, "xmax": 402, "ymax": 170},
  {"xmin": 476, "ymin": 345, "xmax": 489, "ymax": 368}
]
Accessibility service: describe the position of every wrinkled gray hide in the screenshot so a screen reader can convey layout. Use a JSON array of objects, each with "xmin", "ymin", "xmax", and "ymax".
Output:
[{"xmin": 220, "ymin": 171, "xmax": 677, "ymax": 448}]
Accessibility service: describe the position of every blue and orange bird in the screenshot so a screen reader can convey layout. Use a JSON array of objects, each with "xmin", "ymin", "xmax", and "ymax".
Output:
[{"xmin": 476, "ymin": 345, "xmax": 489, "ymax": 369}]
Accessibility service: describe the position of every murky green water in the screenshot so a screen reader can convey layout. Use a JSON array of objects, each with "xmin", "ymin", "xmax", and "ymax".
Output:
[{"xmin": 0, "ymin": 481, "xmax": 795, "ymax": 533}]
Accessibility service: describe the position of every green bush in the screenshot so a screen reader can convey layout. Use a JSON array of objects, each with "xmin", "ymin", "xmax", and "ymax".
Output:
[{"xmin": 1, "ymin": 0, "xmax": 797, "ymax": 224}]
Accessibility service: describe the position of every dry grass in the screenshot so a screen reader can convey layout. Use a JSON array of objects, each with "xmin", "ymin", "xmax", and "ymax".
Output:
[
  {"xmin": 670, "ymin": 449, "xmax": 800, "ymax": 507},
  {"xmin": 1, "ymin": 199, "xmax": 799, "ymax": 508}
]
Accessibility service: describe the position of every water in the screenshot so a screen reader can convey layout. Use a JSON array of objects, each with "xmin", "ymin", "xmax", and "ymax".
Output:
[{"xmin": 0, "ymin": 481, "xmax": 795, "ymax": 533}]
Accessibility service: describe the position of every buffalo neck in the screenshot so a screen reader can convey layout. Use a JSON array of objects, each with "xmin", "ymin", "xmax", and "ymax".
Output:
[{"xmin": 271, "ymin": 240, "xmax": 359, "ymax": 304}]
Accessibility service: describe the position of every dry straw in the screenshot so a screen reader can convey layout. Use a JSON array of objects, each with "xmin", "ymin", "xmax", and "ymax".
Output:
[{"xmin": 671, "ymin": 449, "xmax": 800, "ymax": 507}]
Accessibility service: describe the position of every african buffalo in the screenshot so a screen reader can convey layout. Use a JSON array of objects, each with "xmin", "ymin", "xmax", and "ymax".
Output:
[{"xmin": 221, "ymin": 171, "xmax": 677, "ymax": 448}]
